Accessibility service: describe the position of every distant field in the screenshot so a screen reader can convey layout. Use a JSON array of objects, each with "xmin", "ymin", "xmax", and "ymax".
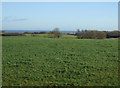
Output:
[
  {"xmin": 25, "ymin": 34, "xmax": 76, "ymax": 39},
  {"xmin": 2, "ymin": 36, "xmax": 119, "ymax": 86}
]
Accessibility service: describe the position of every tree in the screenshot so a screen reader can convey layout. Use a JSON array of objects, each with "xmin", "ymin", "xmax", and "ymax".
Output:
[
  {"xmin": 76, "ymin": 29, "xmax": 81, "ymax": 39},
  {"xmin": 52, "ymin": 28, "xmax": 61, "ymax": 38}
]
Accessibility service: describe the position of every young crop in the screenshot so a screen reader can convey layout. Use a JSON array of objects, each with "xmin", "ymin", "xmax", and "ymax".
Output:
[{"xmin": 2, "ymin": 36, "xmax": 119, "ymax": 86}]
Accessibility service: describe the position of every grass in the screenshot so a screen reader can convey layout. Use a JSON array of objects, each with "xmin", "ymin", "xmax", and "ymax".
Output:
[
  {"xmin": 24, "ymin": 34, "xmax": 76, "ymax": 39},
  {"xmin": 2, "ymin": 36, "xmax": 119, "ymax": 86}
]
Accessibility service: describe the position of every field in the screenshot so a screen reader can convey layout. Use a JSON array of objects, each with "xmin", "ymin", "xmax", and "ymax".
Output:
[
  {"xmin": 2, "ymin": 36, "xmax": 119, "ymax": 86},
  {"xmin": 24, "ymin": 34, "xmax": 76, "ymax": 39}
]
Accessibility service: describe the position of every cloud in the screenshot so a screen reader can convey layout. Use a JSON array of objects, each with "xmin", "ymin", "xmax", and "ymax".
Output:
[
  {"xmin": 2, "ymin": 16, "xmax": 12, "ymax": 22},
  {"xmin": 2, "ymin": 16, "xmax": 28, "ymax": 22},
  {"xmin": 11, "ymin": 18, "xmax": 28, "ymax": 21}
]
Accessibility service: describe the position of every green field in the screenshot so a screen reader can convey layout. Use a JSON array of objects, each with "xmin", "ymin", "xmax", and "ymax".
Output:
[
  {"xmin": 25, "ymin": 34, "xmax": 76, "ymax": 39},
  {"xmin": 2, "ymin": 36, "xmax": 119, "ymax": 86}
]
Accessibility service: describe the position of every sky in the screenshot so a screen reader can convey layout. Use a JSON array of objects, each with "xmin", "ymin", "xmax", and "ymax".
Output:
[
  {"xmin": 2, "ymin": 2, "xmax": 118, "ymax": 31},
  {"xmin": 1, "ymin": 0, "xmax": 119, "ymax": 2}
]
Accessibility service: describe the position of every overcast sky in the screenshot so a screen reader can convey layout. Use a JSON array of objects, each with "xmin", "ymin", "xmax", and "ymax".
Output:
[{"xmin": 2, "ymin": 2, "xmax": 118, "ymax": 31}]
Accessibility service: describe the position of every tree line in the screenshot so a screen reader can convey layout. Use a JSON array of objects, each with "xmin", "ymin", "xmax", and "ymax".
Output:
[
  {"xmin": 76, "ymin": 29, "xmax": 120, "ymax": 39},
  {"xmin": 1, "ymin": 28, "xmax": 120, "ymax": 39},
  {"xmin": 49, "ymin": 28, "xmax": 120, "ymax": 39}
]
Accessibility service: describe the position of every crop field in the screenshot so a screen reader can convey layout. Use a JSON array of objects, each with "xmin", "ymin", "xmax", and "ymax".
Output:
[{"xmin": 2, "ymin": 36, "xmax": 119, "ymax": 86}]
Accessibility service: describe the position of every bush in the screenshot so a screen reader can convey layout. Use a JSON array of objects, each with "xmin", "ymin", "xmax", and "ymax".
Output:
[
  {"xmin": 48, "ymin": 28, "xmax": 61, "ymax": 38},
  {"xmin": 76, "ymin": 30, "xmax": 106, "ymax": 39},
  {"xmin": 106, "ymin": 31, "xmax": 120, "ymax": 38},
  {"xmin": 2, "ymin": 33, "xmax": 24, "ymax": 36}
]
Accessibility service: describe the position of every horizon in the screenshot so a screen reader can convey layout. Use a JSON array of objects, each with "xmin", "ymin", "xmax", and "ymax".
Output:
[
  {"xmin": 1, "ymin": 29, "xmax": 120, "ymax": 33},
  {"xmin": 2, "ymin": 2, "xmax": 118, "ymax": 31}
]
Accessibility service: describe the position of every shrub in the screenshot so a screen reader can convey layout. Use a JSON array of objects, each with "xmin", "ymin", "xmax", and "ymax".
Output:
[
  {"xmin": 76, "ymin": 30, "xmax": 106, "ymax": 39},
  {"xmin": 2, "ymin": 33, "xmax": 24, "ymax": 36},
  {"xmin": 48, "ymin": 28, "xmax": 61, "ymax": 38}
]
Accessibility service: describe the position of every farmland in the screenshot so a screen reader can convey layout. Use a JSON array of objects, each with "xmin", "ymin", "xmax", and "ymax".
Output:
[{"xmin": 2, "ymin": 36, "xmax": 119, "ymax": 86}]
